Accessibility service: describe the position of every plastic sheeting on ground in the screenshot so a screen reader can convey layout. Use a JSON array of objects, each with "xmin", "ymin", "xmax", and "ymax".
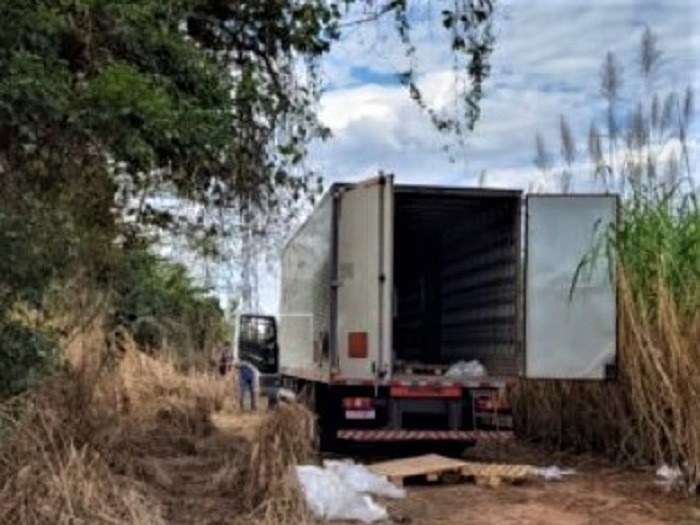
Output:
[
  {"xmin": 324, "ymin": 460, "xmax": 407, "ymax": 499},
  {"xmin": 534, "ymin": 465, "xmax": 577, "ymax": 481},
  {"xmin": 655, "ymin": 464, "xmax": 683, "ymax": 487},
  {"xmin": 296, "ymin": 460, "xmax": 405, "ymax": 523}
]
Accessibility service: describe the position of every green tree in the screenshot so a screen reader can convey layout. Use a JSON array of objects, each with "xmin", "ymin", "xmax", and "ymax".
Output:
[
  {"xmin": 0, "ymin": 0, "xmax": 497, "ymax": 394},
  {"xmin": 1, "ymin": 0, "xmax": 496, "ymax": 237},
  {"xmin": 109, "ymin": 249, "xmax": 227, "ymax": 359}
]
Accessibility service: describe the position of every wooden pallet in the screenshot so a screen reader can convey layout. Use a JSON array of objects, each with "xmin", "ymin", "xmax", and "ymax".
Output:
[
  {"xmin": 368, "ymin": 454, "xmax": 469, "ymax": 486},
  {"xmin": 368, "ymin": 454, "xmax": 536, "ymax": 487},
  {"xmin": 461, "ymin": 461, "xmax": 536, "ymax": 487}
]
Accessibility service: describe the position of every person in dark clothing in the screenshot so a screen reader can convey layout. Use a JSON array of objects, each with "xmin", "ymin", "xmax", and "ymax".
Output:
[
  {"xmin": 236, "ymin": 360, "xmax": 256, "ymax": 411},
  {"xmin": 218, "ymin": 343, "xmax": 233, "ymax": 376}
]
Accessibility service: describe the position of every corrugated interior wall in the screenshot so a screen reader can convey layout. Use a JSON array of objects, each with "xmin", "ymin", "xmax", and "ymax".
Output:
[{"xmin": 393, "ymin": 190, "xmax": 520, "ymax": 375}]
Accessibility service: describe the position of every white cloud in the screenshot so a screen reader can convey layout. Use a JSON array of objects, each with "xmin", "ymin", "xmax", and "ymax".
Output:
[
  {"xmin": 197, "ymin": 0, "xmax": 700, "ymax": 313},
  {"xmin": 310, "ymin": 0, "xmax": 699, "ymax": 193}
]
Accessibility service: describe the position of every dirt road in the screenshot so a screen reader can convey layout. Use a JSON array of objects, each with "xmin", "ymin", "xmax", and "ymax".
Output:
[
  {"xmin": 370, "ymin": 441, "xmax": 700, "ymax": 525},
  {"xmin": 385, "ymin": 468, "xmax": 699, "ymax": 524},
  {"xmin": 338, "ymin": 441, "xmax": 700, "ymax": 525},
  {"xmin": 162, "ymin": 412, "xmax": 699, "ymax": 524}
]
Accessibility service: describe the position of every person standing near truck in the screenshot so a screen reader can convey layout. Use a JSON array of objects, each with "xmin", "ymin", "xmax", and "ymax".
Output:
[
  {"xmin": 236, "ymin": 359, "xmax": 256, "ymax": 411},
  {"xmin": 218, "ymin": 342, "xmax": 234, "ymax": 376}
]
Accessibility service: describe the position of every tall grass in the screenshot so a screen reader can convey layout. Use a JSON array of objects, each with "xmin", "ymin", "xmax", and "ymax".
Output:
[
  {"xmin": 0, "ymin": 317, "xmax": 315, "ymax": 524},
  {"xmin": 519, "ymin": 27, "xmax": 699, "ymax": 492},
  {"xmin": 515, "ymin": 182, "xmax": 700, "ymax": 492},
  {"xmin": 617, "ymin": 188, "xmax": 699, "ymax": 316},
  {"xmin": 616, "ymin": 186, "xmax": 700, "ymax": 488}
]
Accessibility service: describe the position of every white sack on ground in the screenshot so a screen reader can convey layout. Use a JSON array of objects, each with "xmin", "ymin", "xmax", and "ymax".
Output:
[
  {"xmin": 535, "ymin": 465, "xmax": 577, "ymax": 481},
  {"xmin": 323, "ymin": 459, "xmax": 406, "ymax": 499},
  {"xmin": 297, "ymin": 465, "xmax": 400, "ymax": 523}
]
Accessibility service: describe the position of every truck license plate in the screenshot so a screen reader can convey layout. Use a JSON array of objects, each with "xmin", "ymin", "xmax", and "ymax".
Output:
[{"xmin": 345, "ymin": 409, "xmax": 376, "ymax": 420}]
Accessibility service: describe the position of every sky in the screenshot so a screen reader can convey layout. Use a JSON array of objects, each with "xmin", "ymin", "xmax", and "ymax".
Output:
[
  {"xmin": 200, "ymin": 0, "xmax": 700, "ymax": 314},
  {"xmin": 311, "ymin": 0, "xmax": 699, "ymax": 190}
]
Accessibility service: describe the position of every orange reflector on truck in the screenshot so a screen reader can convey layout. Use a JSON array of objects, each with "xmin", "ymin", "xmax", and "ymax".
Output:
[
  {"xmin": 390, "ymin": 385, "xmax": 462, "ymax": 398},
  {"xmin": 348, "ymin": 331, "xmax": 368, "ymax": 358}
]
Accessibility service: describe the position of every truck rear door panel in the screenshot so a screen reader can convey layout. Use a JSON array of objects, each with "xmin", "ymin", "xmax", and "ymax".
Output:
[
  {"xmin": 525, "ymin": 195, "xmax": 618, "ymax": 380},
  {"xmin": 335, "ymin": 176, "xmax": 394, "ymax": 381}
]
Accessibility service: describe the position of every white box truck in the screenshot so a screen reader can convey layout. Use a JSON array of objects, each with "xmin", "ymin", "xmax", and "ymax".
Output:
[{"xmin": 236, "ymin": 175, "xmax": 618, "ymax": 447}]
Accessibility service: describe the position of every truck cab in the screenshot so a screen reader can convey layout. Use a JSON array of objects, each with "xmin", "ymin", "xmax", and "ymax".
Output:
[{"xmin": 234, "ymin": 314, "xmax": 280, "ymax": 402}]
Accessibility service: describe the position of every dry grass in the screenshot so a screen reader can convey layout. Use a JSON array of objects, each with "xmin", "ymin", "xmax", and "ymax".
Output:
[
  {"xmin": 0, "ymin": 319, "xmax": 313, "ymax": 524},
  {"xmin": 0, "ymin": 363, "xmax": 167, "ymax": 524},
  {"xmin": 209, "ymin": 403, "xmax": 316, "ymax": 524},
  {"xmin": 0, "ymin": 442, "xmax": 162, "ymax": 525},
  {"xmin": 618, "ymin": 275, "xmax": 700, "ymax": 490},
  {"xmin": 245, "ymin": 403, "xmax": 316, "ymax": 524},
  {"xmin": 514, "ymin": 274, "xmax": 700, "ymax": 493}
]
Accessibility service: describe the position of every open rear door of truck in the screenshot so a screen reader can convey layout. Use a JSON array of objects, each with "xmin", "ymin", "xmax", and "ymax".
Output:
[
  {"xmin": 335, "ymin": 175, "xmax": 394, "ymax": 382},
  {"xmin": 525, "ymin": 195, "xmax": 618, "ymax": 380}
]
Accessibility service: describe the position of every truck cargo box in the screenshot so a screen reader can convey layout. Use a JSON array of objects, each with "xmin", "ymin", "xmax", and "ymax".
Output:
[
  {"xmin": 278, "ymin": 176, "xmax": 618, "ymax": 387},
  {"xmin": 392, "ymin": 186, "xmax": 521, "ymax": 376}
]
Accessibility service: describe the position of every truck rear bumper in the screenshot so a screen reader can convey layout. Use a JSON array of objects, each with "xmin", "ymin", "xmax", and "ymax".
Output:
[{"xmin": 336, "ymin": 430, "xmax": 513, "ymax": 442}]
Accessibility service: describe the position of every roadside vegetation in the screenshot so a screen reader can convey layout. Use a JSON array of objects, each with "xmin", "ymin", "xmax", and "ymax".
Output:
[
  {"xmin": 0, "ymin": 2, "xmax": 496, "ymax": 523},
  {"xmin": 0, "ymin": 319, "xmax": 315, "ymax": 524},
  {"xmin": 0, "ymin": 0, "xmax": 495, "ymax": 400}
]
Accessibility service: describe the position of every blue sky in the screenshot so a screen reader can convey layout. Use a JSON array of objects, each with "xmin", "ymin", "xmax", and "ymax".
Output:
[
  {"xmin": 311, "ymin": 0, "xmax": 699, "ymax": 191},
  {"xmin": 188, "ymin": 0, "xmax": 700, "ymax": 313}
]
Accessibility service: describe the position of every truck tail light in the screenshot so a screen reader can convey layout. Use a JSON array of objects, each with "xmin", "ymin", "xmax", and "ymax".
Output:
[
  {"xmin": 342, "ymin": 397, "xmax": 373, "ymax": 410},
  {"xmin": 475, "ymin": 390, "xmax": 510, "ymax": 411},
  {"xmin": 348, "ymin": 331, "xmax": 368, "ymax": 358},
  {"xmin": 475, "ymin": 396, "xmax": 494, "ymax": 411}
]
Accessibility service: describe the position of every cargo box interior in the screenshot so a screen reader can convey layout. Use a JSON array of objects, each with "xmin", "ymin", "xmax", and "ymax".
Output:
[{"xmin": 392, "ymin": 188, "xmax": 521, "ymax": 376}]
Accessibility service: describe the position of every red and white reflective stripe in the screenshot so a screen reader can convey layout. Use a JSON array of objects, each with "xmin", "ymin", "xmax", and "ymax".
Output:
[{"xmin": 336, "ymin": 430, "xmax": 514, "ymax": 441}]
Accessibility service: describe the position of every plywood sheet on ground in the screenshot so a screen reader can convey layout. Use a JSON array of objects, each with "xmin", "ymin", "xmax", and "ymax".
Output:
[
  {"xmin": 368, "ymin": 454, "xmax": 469, "ymax": 482},
  {"xmin": 368, "ymin": 454, "xmax": 536, "ymax": 486}
]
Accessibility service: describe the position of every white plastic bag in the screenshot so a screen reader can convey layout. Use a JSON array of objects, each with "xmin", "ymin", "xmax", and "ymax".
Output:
[
  {"xmin": 534, "ymin": 465, "xmax": 576, "ymax": 481},
  {"xmin": 323, "ymin": 459, "xmax": 406, "ymax": 499},
  {"xmin": 295, "ymin": 465, "xmax": 388, "ymax": 523},
  {"xmin": 655, "ymin": 464, "xmax": 683, "ymax": 486},
  {"xmin": 445, "ymin": 360, "xmax": 487, "ymax": 379}
]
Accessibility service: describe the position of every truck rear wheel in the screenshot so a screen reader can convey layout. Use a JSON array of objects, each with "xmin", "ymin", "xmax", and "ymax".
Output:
[{"xmin": 293, "ymin": 381, "xmax": 337, "ymax": 452}]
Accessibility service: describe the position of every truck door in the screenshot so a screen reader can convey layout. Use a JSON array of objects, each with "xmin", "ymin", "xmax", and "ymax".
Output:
[
  {"xmin": 525, "ymin": 195, "xmax": 618, "ymax": 380},
  {"xmin": 335, "ymin": 175, "xmax": 394, "ymax": 382},
  {"xmin": 235, "ymin": 314, "xmax": 280, "ymax": 396}
]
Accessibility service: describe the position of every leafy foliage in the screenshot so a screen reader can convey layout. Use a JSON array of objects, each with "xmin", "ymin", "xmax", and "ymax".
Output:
[
  {"xmin": 0, "ymin": 323, "xmax": 60, "ymax": 399},
  {"xmin": 1, "ymin": 0, "xmax": 496, "ymax": 235},
  {"xmin": 108, "ymin": 249, "xmax": 228, "ymax": 357},
  {"xmin": 0, "ymin": 0, "xmax": 497, "ymax": 394}
]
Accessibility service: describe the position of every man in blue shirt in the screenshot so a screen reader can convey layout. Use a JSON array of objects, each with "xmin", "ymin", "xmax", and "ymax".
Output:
[{"xmin": 236, "ymin": 360, "xmax": 256, "ymax": 411}]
